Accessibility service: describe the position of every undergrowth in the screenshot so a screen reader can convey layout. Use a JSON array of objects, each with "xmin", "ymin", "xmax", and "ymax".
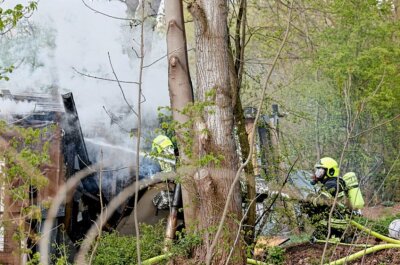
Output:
[
  {"xmin": 91, "ymin": 222, "xmax": 165, "ymax": 265},
  {"xmin": 91, "ymin": 222, "xmax": 201, "ymax": 265}
]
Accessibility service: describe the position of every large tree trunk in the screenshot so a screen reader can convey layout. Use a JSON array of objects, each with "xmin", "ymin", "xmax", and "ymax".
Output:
[
  {"xmin": 165, "ymin": 0, "xmax": 195, "ymax": 231},
  {"xmin": 188, "ymin": 1, "xmax": 245, "ymax": 264}
]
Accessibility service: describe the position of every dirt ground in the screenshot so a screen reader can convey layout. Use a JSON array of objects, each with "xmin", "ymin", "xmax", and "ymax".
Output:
[
  {"xmin": 284, "ymin": 241, "xmax": 400, "ymax": 265},
  {"xmin": 362, "ymin": 203, "xmax": 400, "ymax": 220},
  {"xmin": 283, "ymin": 203, "xmax": 400, "ymax": 265}
]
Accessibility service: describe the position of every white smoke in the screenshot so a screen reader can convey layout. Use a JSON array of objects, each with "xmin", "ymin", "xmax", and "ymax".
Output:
[
  {"xmin": 0, "ymin": 98, "xmax": 36, "ymax": 115},
  {"xmin": 0, "ymin": 0, "xmax": 172, "ymax": 193},
  {"xmin": 0, "ymin": 0, "xmax": 170, "ymax": 160}
]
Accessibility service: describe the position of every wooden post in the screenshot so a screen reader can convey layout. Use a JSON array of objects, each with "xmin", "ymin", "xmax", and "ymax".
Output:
[{"xmin": 270, "ymin": 104, "xmax": 285, "ymax": 181}]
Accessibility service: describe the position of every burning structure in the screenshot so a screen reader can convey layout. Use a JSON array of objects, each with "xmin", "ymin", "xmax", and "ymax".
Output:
[
  {"xmin": 0, "ymin": 90, "xmax": 66, "ymax": 264},
  {"xmin": 0, "ymin": 90, "xmax": 172, "ymax": 264}
]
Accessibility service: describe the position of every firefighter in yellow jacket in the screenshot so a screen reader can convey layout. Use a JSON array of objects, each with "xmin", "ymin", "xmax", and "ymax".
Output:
[
  {"xmin": 151, "ymin": 135, "xmax": 175, "ymax": 172},
  {"xmin": 304, "ymin": 157, "xmax": 362, "ymax": 241}
]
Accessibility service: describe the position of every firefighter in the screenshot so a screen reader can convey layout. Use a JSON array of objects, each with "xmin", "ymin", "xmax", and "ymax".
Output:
[
  {"xmin": 151, "ymin": 134, "xmax": 184, "ymax": 247},
  {"xmin": 151, "ymin": 134, "xmax": 175, "ymax": 172},
  {"xmin": 303, "ymin": 157, "xmax": 353, "ymax": 241}
]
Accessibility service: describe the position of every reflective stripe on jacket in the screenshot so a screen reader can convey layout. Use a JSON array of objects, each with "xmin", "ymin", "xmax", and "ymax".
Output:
[{"xmin": 152, "ymin": 135, "xmax": 173, "ymax": 153}]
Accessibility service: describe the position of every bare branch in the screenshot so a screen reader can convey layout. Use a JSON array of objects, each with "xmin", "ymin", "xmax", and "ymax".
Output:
[
  {"xmin": 81, "ymin": 0, "xmax": 138, "ymax": 21},
  {"xmin": 350, "ymin": 113, "xmax": 400, "ymax": 139},
  {"xmin": 88, "ymin": 151, "xmax": 105, "ymax": 264},
  {"xmin": 225, "ymin": 195, "xmax": 260, "ymax": 265},
  {"xmin": 133, "ymin": 2, "xmax": 146, "ymax": 263},
  {"xmin": 107, "ymin": 52, "xmax": 139, "ymax": 118},
  {"xmin": 254, "ymin": 158, "xmax": 297, "ymax": 228},
  {"xmin": 72, "ymin": 67, "xmax": 139, "ymax": 84},
  {"xmin": 143, "ymin": 47, "xmax": 194, "ymax": 68},
  {"xmin": 102, "ymin": 106, "xmax": 133, "ymax": 133},
  {"xmin": 225, "ymin": 157, "xmax": 298, "ymax": 265},
  {"xmin": 132, "ymin": 46, "xmax": 142, "ymax": 58}
]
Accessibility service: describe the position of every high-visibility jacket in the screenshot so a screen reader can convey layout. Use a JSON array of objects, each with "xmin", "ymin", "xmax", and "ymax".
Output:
[
  {"xmin": 152, "ymin": 135, "xmax": 173, "ymax": 154},
  {"xmin": 307, "ymin": 177, "xmax": 350, "ymax": 234},
  {"xmin": 311, "ymin": 177, "xmax": 346, "ymax": 208},
  {"xmin": 152, "ymin": 135, "xmax": 174, "ymax": 172}
]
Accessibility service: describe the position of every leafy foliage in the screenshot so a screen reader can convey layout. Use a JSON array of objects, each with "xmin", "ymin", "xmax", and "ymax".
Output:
[
  {"xmin": 155, "ymin": 88, "xmax": 225, "ymax": 167},
  {"xmin": 0, "ymin": 1, "xmax": 38, "ymax": 80},
  {"xmin": 170, "ymin": 228, "xmax": 202, "ymax": 258},
  {"xmin": 309, "ymin": 0, "xmax": 400, "ymax": 198},
  {"xmin": 240, "ymin": 0, "xmax": 400, "ymax": 202},
  {"xmin": 0, "ymin": 121, "xmax": 52, "ymax": 254},
  {"xmin": 266, "ymin": 246, "xmax": 285, "ymax": 265},
  {"xmin": 91, "ymin": 223, "xmax": 165, "ymax": 265},
  {"xmin": 91, "ymin": 223, "xmax": 201, "ymax": 265},
  {"xmin": 0, "ymin": 2, "xmax": 37, "ymax": 32}
]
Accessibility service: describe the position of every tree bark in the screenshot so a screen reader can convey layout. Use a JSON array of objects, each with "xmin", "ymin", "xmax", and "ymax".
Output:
[
  {"xmin": 165, "ymin": 0, "xmax": 195, "ymax": 230},
  {"xmin": 394, "ymin": 0, "xmax": 400, "ymax": 20},
  {"xmin": 228, "ymin": 50, "xmax": 256, "ymax": 245},
  {"xmin": 188, "ymin": 1, "xmax": 245, "ymax": 263},
  {"xmin": 228, "ymin": 0, "xmax": 256, "ymax": 244}
]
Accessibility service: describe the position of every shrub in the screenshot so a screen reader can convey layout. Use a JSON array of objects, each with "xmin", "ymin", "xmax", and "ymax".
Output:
[
  {"xmin": 170, "ymin": 228, "xmax": 201, "ymax": 258},
  {"xmin": 266, "ymin": 246, "xmax": 285, "ymax": 265},
  {"xmin": 91, "ymin": 222, "xmax": 165, "ymax": 265},
  {"xmin": 382, "ymin": 201, "xmax": 395, "ymax": 207}
]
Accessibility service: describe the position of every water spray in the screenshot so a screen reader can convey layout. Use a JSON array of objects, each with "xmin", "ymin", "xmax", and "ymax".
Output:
[{"xmin": 85, "ymin": 137, "xmax": 176, "ymax": 165}]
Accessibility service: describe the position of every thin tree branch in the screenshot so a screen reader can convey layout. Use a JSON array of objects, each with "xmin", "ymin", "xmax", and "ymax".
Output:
[
  {"xmin": 349, "ymin": 113, "xmax": 400, "ymax": 139},
  {"xmin": 143, "ymin": 47, "xmax": 194, "ymax": 68},
  {"xmin": 107, "ymin": 52, "xmax": 139, "ymax": 117},
  {"xmin": 132, "ymin": 46, "xmax": 141, "ymax": 58},
  {"xmin": 72, "ymin": 67, "xmax": 139, "ymax": 84},
  {"xmin": 254, "ymin": 158, "xmax": 297, "ymax": 228},
  {"xmin": 88, "ymin": 151, "xmax": 105, "ymax": 265},
  {"xmin": 225, "ymin": 194, "xmax": 261, "ymax": 265},
  {"xmin": 133, "ymin": 2, "xmax": 146, "ymax": 264},
  {"xmin": 368, "ymin": 150, "xmax": 400, "ymax": 204},
  {"xmin": 81, "ymin": 0, "xmax": 138, "ymax": 21},
  {"xmin": 102, "ymin": 106, "xmax": 133, "ymax": 133}
]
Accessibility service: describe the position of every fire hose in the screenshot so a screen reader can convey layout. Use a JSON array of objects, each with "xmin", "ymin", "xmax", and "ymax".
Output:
[
  {"xmin": 324, "ymin": 219, "xmax": 400, "ymax": 265},
  {"xmin": 314, "ymin": 239, "xmax": 373, "ymax": 248},
  {"xmin": 118, "ymin": 218, "xmax": 400, "ymax": 265},
  {"xmin": 327, "ymin": 244, "xmax": 400, "ymax": 265}
]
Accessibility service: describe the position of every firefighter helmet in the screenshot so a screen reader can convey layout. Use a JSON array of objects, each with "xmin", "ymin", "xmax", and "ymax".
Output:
[{"xmin": 314, "ymin": 157, "xmax": 339, "ymax": 177}]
